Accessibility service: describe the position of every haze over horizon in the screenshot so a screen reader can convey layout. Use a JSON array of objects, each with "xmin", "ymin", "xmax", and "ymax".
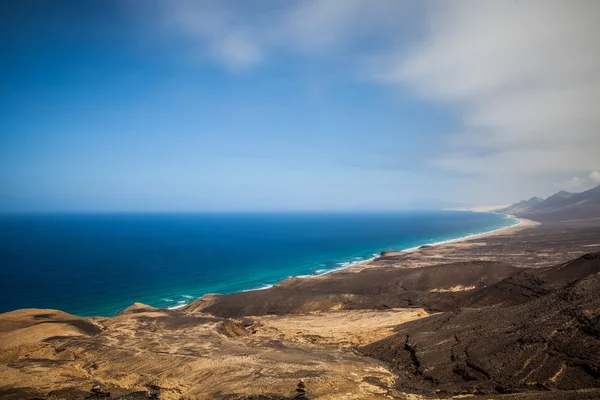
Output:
[{"xmin": 2, "ymin": 0, "xmax": 600, "ymax": 212}]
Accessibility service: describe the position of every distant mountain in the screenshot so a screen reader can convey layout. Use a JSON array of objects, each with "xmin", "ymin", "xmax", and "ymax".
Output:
[
  {"xmin": 537, "ymin": 190, "xmax": 576, "ymax": 210},
  {"xmin": 495, "ymin": 196, "xmax": 543, "ymax": 214},
  {"xmin": 497, "ymin": 184, "xmax": 600, "ymax": 222}
]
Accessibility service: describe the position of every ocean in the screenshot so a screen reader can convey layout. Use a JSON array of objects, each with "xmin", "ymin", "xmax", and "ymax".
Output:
[{"xmin": 0, "ymin": 211, "xmax": 517, "ymax": 316}]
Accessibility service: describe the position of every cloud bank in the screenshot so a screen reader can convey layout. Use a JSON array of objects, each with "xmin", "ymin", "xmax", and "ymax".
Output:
[
  {"xmin": 156, "ymin": 0, "xmax": 406, "ymax": 70},
  {"xmin": 377, "ymin": 0, "xmax": 600, "ymax": 178},
  {"xmin": 139, "ymin": 0, "xmax": 599, "ymax": 201}
]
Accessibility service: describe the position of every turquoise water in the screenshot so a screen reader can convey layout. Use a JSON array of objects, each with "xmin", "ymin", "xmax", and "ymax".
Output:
[{"xmin": 0, "ymin": 211, "xmax": 517, "ymax": 316}]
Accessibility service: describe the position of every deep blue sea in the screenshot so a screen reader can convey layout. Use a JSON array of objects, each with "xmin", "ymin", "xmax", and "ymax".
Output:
[{"xmin": 0, "ymin": 211, "xmax": 517, "ymax": 316}]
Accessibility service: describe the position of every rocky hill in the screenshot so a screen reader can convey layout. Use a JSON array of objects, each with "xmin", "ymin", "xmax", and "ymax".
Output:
[
  {"xmin": 361, "ymin": 252, "xmax": 600, "ymax": 397},
  {"xmin": 496, "ymin": 184, "xmax": 600, "ymax": 222},
  {"xmin": 496, "ymin": 196, "xmax": 543, "ymax": 215}
]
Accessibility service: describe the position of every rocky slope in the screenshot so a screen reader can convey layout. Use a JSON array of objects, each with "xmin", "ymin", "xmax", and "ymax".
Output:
[
  {"xmin": 496, "ymin": 197, "xmax": 543, "ymax": 215},
  {"xmin": 183, "ymin": 261, "xmax": 522, "ymax": 317},
  {"xmin": 0, "ymin": 304, "xmax": 427, "ymax": 399},
  {"xmin": 497, "ymin": 184, "xmax": 600, "ymax": 222},
  {"xmin": 361, "ymin": 252, "xmax": 600, "ymax": 397}
]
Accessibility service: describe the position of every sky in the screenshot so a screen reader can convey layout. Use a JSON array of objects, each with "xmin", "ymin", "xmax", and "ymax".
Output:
[{"xmin": 1, "ymin": 0, "xmax": 599, "ymax": 211}]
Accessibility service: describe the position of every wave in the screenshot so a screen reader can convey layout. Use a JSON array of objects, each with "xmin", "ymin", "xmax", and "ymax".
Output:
[
  {"xmin": 310, "ymin": 255, "xmax": 378, "ymax": 277},
  {"xmin": 167, "ymin": 299, "xmax": 189, "ymax": 310},
  {"xmin": 241, "ymin": 283, "xmax": 274, "ymax": 293},
  {"xmin": 406, "ymin": 215, "xmax": 520, "ymax": 250}
]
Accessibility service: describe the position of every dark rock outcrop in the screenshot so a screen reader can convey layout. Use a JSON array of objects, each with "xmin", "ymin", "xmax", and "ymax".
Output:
[
  {"xmin": 216, "ymin": 319, "xmax": 249, "ymax": 337},
  {"xmin": 291, "ymin": 379, "xmax": 309, "ymax": 399},
  {"xmin": 360, "ymin": 252, "xmax": 600, "ymax": 397},
  {"xmin": 184, "ymin": 261, "xmax": 522, "ymax": 317}
]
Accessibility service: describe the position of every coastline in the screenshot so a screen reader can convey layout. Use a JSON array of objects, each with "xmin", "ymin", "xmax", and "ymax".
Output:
[
  {"xmin": 180, "ymin": 215, "xmax": 600, "ymax": 318},
  {"xmin": 0, "ymin": 211, "xmax": 525, "ymax": 316},
  {"xmin": 209, "ymin": 213, "xmax": 532, "ymax": 296},
  {"xmin": 370, "ymin": 214, "xmax": 538, "ymax": 257},
  {"xmin": 3, "ymin": 217, "xmax": 599, "ymax": 399},
  {"xmin": 338, "ymin": 215, "xmax": 539, "ymax": 274}
]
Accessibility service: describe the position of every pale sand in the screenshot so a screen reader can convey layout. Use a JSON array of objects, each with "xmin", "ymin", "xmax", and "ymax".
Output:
[
  {"xmin": 377, "ymin": 216, "xmax": 538, "ymax": 256},
  {"xmin": 256, "ymin": 307, "xmax": 429, "ymax": 346},
  {"xmin": 0, "ymin": 306, "xmax": 420, "ymax": 399},
  {"xmin": 312, "ymin": 216, "xmax": 539, "ymax": 275}
]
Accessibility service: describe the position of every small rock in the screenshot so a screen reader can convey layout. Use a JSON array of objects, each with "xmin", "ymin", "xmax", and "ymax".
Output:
[
  {"xmin": 292, "ymin": 379, "xmax": 308, "ymax": 399},
  {"xmin": 89, "ymin": 382, "xmax": 110, "ymax": 398}
]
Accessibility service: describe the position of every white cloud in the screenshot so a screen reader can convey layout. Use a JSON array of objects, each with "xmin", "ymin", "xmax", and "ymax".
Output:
[
  {"xmin": 157, "ymin": 1, "xmax": 600, "ymax": 178},
  {"xmin": 278, "ymin": 0, "xmax": 402, "ymax": 53},
  {"xmin": 150, "ymin": 0, "xmax": 407, "ymax": 70},
  {"xmin": 554, "ymin": 170, "xmax": 600, "ymax": 192},
  {"xmin": 134, "ymin": 0, "xmax": 600, "ymax": 202},
  {"xmin": 156, "ymin": 0, "xmax": 264, "ymax": 70},
  {"xmin": 212, "ymin": 32, "xmax": 262, "ymax": 70},
  {"xmin": 377, "ymin": 0, "xmax": 600, "ymax": 177},
  {"xmin": 559, "ymin": 177, "xmax": 584, "ymax": 191}
]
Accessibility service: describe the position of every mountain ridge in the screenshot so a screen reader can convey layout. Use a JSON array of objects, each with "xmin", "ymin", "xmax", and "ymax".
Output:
[{"xmin": 496, "ymin": 184, "xmax": 600, "ymax": 222}]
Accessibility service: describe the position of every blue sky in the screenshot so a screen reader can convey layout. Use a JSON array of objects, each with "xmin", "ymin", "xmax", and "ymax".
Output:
[{"xmin": 1, "ymin": 1, "xmax": 599, "ymax": 211}]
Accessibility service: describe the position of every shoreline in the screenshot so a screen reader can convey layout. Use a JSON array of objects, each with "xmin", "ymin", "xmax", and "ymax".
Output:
[
  {"xmin": 209, "ymin": 213, "xmax": 533, "ymax": 296},
  {"xmin": 178, "ymin": 214, "xmax": 600, "ymax": 319},
  {"xmin": 372, "ymin": 214, "xmax": 538, "ymax": 257},
  {"xmin": 337, "ymin": 215, "xmax": 539, "ymax": 275},
  {"xmin": 307, "ymin": 215, "xmax": 533, "ymax": 277},
  {"xmin": 1, "ymin": 212, "xmax": 534, "ymax": 315},
  {"xmin": 4, "ymin": 218, "xmax": 599, "ymax": 400},
  {"xmin": 109, "ymin": 212, "xmax": 534, "ymax": 312},
  {"xmin": 143, "ymin": 213, "xmax": 535, "ymax": 311}
]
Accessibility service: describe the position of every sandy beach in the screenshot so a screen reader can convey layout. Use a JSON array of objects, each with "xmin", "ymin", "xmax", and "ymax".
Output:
[{"xmin": 337, "ymin": 215, "xmax": 539, "ymax": 274}]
